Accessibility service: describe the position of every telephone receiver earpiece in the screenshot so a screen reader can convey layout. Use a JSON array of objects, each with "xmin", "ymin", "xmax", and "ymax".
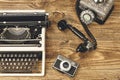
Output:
[
  {"xmin": 58, "ymin": 20, "xmax": 88, "ymax": 41},
  {"xmin": 57, "ymin": 20, "xmax": 96, "ymax": 53}
]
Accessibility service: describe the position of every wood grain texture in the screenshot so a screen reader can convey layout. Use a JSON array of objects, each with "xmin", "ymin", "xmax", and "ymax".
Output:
[{"xmin": 0, "ymin": 0, "xmax": 119, "ymax": 80}]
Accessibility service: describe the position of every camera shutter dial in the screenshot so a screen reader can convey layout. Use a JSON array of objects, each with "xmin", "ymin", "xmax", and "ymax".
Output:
[
  {"xmin": 80, "ymin": 10, "xmax": 95, "ymax": 25},
  {"xmin": 60, "ymin": 61, "xmax": 71, "ymax": 72}
]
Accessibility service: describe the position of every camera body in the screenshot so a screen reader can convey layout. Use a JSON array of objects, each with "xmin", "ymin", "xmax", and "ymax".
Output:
[
  {"xmin": 76, "ymin": 0, "xmax": 114, "ymax": 24},
  {"xmin": 53, "ymin": 55, "xmax": 79, "ymax": 77}
]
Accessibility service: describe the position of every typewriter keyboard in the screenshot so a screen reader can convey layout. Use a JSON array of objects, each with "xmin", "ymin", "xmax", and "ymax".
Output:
[{"xmin": 0, "ymin": 52, "xmax": 42, "ymax": 73}]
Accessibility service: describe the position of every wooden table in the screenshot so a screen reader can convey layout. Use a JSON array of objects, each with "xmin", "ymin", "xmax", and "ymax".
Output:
[{"xmin": 0, "ymin": 0, "xmax": 119, "ymax": 80}]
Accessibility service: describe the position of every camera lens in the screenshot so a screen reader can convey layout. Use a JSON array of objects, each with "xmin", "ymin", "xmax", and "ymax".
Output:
[
  {"xmin": 60, "ymin": 61, "xmax": 71, "ymax": 72},
  {"xmin": 63, "ymin": 62, "xmax": 69, "ymax": 68}
]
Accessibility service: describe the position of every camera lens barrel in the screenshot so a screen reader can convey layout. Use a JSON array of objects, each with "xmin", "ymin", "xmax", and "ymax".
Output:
[{"xmin": 60, "ymin": 61, "xmax": 71, "ymax": 72}]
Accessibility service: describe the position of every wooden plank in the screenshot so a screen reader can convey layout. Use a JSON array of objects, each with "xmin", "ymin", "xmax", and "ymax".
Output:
[{"xmin": 0, "ymin": 0, "xmax": 119, "ymax": 80}]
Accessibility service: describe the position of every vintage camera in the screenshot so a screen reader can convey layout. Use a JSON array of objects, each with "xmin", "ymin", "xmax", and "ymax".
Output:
[
  {"xmin": 0, "ymin": 10, "xmax": 49, "ymax": 76},
  {"xmin": 76, "ymin": 0, "xmax": 114, "ymax": 24},
  {"xmin": 53, "ymin": 55, "xmax": 79, "ymax": 77}
]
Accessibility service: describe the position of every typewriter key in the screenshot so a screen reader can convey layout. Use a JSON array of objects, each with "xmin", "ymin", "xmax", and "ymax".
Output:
[
  {"xmin": 18, "ymin": 62, "xmax": 21, "ymax": 66},
  {"xmin": 20, "ymin": 66, "xmax": 23, "ymax": 69},
  {"xmin": 1, "ymin": 58, "xmax": 4, "ymax": 62},
  {"xmin": 30, "ymin": 54, "xmax": 33, "ymax": 57},
  {"xmin": 6, "ymin": 62, "xmax": 9, "ymax": 65},
  {"xmin": 18, "ymin": 54, "xmax": 22, "ymax": 57},
  {"xmin": 8, "ymin": 66, "xmax": 11, "ymax": 69},
  {"xmin": 16, "ymin": 66, "xmax": 19, "ymax": 69},
  {"xmin": 26, "ymin": 54, "xmax": 29, "ymax": 57},
  {"xmin": 10, "ymin": 62, "xmax": 12, "ymax": 65},
  {"xmin": 3, "ymin": 54, "xmax": 6, "ymax": 57},
  {"xmin": 24, "ymin": 66, "xmax": 27, "ymax": 69},
  {"xmin": 13, "ymin": 58, "xmax": 16, "ymax": 61},
  {"xmin": 10, "ymin": 54, "xmax": 14, "ymax": 57},
  {"xmin": 14, "ymin": 54, "xmax": 17, "ymax": 57},
  {"xmin": 24, "ymin": 58, "xmax": 27, "ymax": 61},
  {"xmin": 22, "ymin": 62, "xmax": 25, "ymax": 65},
  {"xmin": 9, "ymin": 58, "xmax": 12, "ymax": 61},
  {"xmin": 21, "ymin": 58, "xmax": 24, "ymax": 61},
  {"xmin": 25, "ymin": 62, "xmax": 29, "ymax": 65},
  {"xmin": 5, "ymin": 58, "xmax": 8, "ymax": 61},
  {"xmin": 33, "ymin": 54, "xmax": 37, "ymax": 57},
  {"xmin": 22, "ymin": 54, "xmax": 25, "ymax": 57},
  {"xmin": 17, "ymin": 58, "xmax": 20, "ymax": 61},
  {"xmin": 29, "ymin": 62, "xmax": 33, "ymax": 65},
  {"xmin": 12, "ymin": 66, "xmax": 15, "ymax": 69},
  {"xmin": 32, "ymin": 58, "xmax": 35, "ymax": 61},
  {"xmin": 28, "ymin": 58, "xmax": 31, "ymax": 61},
  {"xmin": 13, "ymin": 62, "xmax": 16, "ymax": 66},
  {"xmin": 4, "ymin": 66, "xmax": 7, "ymax": 69},
  {"xmin": 36, "ymin": 59, "xmax": 39, "ymax": 61},
  {"xmin": 2, "ymin": 63, "xmax": 5, "ymax": 65},
  {"xmin": 27, "ymin": 66, "xmax": 31, "ymax": 69},
  {"xmin": 7, "ymin": 54, "xmax": 10, "ymax": 57}
]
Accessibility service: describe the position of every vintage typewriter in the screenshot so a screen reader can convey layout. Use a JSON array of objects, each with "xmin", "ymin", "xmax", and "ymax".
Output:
[{"xmin": 0, "ymin": 10, "xmax": 49, "ymax": 76}]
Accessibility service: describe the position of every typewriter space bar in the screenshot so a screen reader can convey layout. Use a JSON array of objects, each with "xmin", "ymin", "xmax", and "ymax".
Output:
[{"xmin": 0, "ymin": 47, "xmax": 43, "ymax": 52}]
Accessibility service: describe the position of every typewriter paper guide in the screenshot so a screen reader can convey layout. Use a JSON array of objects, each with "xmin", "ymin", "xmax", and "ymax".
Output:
[{"xmin": 0, "ymin": 10, "xmax": 48, "ymax": 76}]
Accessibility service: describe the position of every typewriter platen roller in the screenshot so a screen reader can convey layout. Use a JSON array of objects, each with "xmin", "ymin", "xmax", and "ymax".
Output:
[{"xmin": 0, "ymin": 10, "xmax": 49, "ymax": 76}]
